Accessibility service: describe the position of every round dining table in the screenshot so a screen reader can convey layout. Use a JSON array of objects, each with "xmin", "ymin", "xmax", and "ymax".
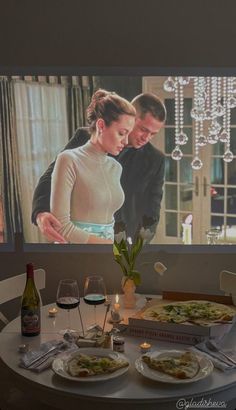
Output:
[{"xmin": 1, "ymin": 296, "xmax": 236, "ymax": 410}]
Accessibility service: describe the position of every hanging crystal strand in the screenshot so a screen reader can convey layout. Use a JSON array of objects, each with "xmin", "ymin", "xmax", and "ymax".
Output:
[
  {"xmin": 197, "ymin": 77, "xmax": 207, "ymax": 146},
  {"xmin": 171, "ymin": 78, "xmax": 183, "ymax": 160},
  {"xmin": 214, "ymin": 77, "xmax": 225, "ymax": 117},
  {"xmin": 205, "ymin": 76, "xmax": 211, "ymax": 120},
  {"xmin": 228, "ymin": 76, "xmax": 236, "ymax": 108},
  {"xmin": 208, "ymin": 77, "xmax": 220, "ymax": 143},
  {"xmin": 176, "ymin": 81, "xmax": 188, "ymax": 145},
  {"xmin": 223, "ymin": 78, "xmax": 234, "ymax": 163},
  {"xmin": 191, "ymin": 79, "xmax": 203, "ymax": 170},
  {"xmin": 198, "ymin": 118, "xmax": 207, "ymax": 146},
  {"xmin": 219, "ymin": 77, "xmax": 228, "ymax": 142},
  {"xmin": 191, "ymin": 118, "xmax": 203, "ymax": 170}
]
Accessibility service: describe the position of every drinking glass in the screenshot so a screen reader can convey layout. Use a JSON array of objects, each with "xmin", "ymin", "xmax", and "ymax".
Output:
[
  {"xmin": 83, "ymin": 275, "xmax": 106, "ymax": 326},
  {"xmin": 206, "ymin": 228, "xmax": 221, "ymax": 244},
  {"xmin": 56, "ymin": 279, "xmax": 80, "ymax": 335}
]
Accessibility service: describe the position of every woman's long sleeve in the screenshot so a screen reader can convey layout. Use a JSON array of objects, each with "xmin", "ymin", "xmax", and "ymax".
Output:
[{"xmin": 50, "ymin": 152, "xmax": 89, "ymax": 243}]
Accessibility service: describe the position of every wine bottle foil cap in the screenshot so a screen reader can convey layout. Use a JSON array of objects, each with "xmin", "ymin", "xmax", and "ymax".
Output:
[{"xmin": 113, "ymin": 336, "xmax": 124, "ymax": 344}]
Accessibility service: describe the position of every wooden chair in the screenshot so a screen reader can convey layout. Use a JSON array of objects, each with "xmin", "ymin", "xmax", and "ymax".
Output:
[{"xmin": 0, "ymin": 268, "xmax": 46, "ymax": 325}]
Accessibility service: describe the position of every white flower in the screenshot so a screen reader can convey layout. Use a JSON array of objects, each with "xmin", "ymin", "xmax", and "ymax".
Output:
[
  {"xmin": 139, "ymin": 227, "xmax": 153, "ymax": 243},
  {"xmin": 114, "ymin": 231, "xmax": 126, "ymax": 243}
]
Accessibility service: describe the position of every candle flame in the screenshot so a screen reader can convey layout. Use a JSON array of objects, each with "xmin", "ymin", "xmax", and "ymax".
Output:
[
  {"xmin": 185, "ymin": 214, "xmax": 193, "ymax": 224},
  {"xmin": 115, "ymin": 294, "xmax": 119, "ymax": 303}
]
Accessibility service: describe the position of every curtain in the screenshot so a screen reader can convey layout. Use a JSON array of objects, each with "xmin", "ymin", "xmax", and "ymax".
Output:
[
  {"xmin": 66, "ymin": 76, "xmax": 93, "ymax": 137},
  {"xmin": 0, "ymin": 78, "xmax": 23, "ymax": 242},
  {"xmin": 13, "ymin": 81, "xmax": 69, "ymax": 243}
]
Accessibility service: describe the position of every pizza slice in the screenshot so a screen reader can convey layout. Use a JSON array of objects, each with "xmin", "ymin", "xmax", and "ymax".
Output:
[
  {"xmin": 66, "ymin": 353, "xmax": 129, "ymax": 377},
  {"xmin": 142, "ymin": 351, "xmax": 200, "ymax": 379}
]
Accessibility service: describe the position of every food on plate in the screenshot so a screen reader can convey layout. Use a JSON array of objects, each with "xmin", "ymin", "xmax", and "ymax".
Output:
[
  {"xmin": 141, "ymin": 300, "xmax": 236, "ymax": 325},
  {"xmin": 66, "ymin": 353, "xmax": 129, "ymax": 377},
  {"xmin": 142, "ymin": 351, "xmax": 200, "ymax": 379}
]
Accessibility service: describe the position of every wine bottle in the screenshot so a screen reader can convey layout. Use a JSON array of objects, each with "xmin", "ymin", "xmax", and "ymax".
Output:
[{"xmin": 21, "ymin": 263, "xmax": 41, "ymax": 336}]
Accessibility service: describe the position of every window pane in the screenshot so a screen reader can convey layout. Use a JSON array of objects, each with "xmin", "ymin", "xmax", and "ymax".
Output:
[
  {"xmin": 227, "ymin": 160, "xmax": 236, "ymax": 184},
  {"xmin": 180, "ymin": 157, "xmax": 193, "ymax": 183},
  {"xmin": 166, "ymin": 212, "xmax": 177, "ymax": 236},
  {"xmin": 229, "ymin": 128, "xmax": 236, "ymax": 155},
  {"xmin": 165, "ymin": 98, "xmax": 192, "ymax": 126},
  {"xmin": 211, "ymin": 186, "xmax": 224, "ymax": 213},
  {"xmin": 165, "ymin": 185, "xmax": 177, "ymax": 209},
  {"xmin": 165, "ymin": 99, "xmax": 175, "ymax": 126},
  {"xmin": 165, "ymin": 157, "xmax": 177, "ymax": 182},
  {"xmin": 230, "ymin": 107, "xmax": 236, "ymax": 124},
  {"xmin": 180, "ymin": 185, "xmax": 193, "ymax": 211},
  {"xmin": 210, "ymin": 215, "xmax": 224, "ymax": 230},
  {"xmin": 180, "ymin": 128, "xmax": 192, "ymax": 155},
  {"xmin": 213, "ymin": 142, "xmax": 225, "ymax": 156},
  {"xmin": 165, "ymin": 128, "xmax": 176, "ymax": 153},
  {"xmin": 183, "ymin": 98, "xmax": 192, "ymax": 125},
  {"xmin": 227, "ymin": 188, "xmax": 236, "ymax": 214},
  {"xmin": 211, "ymin": 158, "xmax": 224, "ymax": 184}
]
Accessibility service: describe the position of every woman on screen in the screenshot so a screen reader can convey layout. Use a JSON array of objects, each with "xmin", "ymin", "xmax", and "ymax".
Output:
[{"xmin": 50, "ymin": 89, "xmax": 136, "ymax": 244}]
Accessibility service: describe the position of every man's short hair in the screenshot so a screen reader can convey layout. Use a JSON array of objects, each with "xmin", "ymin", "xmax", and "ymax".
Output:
[{"xmin": 131, "ymin": 93, "xmax": 166, "ymax": 122}]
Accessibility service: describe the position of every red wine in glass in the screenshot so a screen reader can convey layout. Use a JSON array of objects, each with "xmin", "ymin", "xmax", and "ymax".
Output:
[
  {"xmin": 56, "ymin": 297, "xmax": 80, "ymax": 310},
  {"xmin": 56, "ymin": 279, "xmax": 80, "ymax": 334}
]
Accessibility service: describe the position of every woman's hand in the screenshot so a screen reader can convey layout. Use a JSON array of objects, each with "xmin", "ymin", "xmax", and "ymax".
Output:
[{"xmin": 36, "ymin": 212, "xmax": 67, "ymax": 243}]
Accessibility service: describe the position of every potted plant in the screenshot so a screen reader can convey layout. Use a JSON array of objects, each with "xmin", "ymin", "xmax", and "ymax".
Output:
[{"xmin": 113, "ymin": 235, "xmax": 144, "ymax": 308}]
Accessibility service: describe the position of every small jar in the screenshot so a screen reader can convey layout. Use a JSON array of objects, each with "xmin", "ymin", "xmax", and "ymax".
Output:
[{"xmin": 113, "ymin": 336, "xmax": 125, "ymax": 353}]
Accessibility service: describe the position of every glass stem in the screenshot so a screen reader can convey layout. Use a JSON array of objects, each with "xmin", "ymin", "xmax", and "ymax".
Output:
[
  {"xmin": 67, "ymin": 309, "xmax": 71, "ymax": 330},
  {"xmin": 94, "ymin": 305, "xmax": 97, "ymax": 325}
]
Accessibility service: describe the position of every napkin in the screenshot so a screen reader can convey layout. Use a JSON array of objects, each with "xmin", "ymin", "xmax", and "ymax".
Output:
[
  {"xmin": 192, "ymin": 341, "xmax": 236, "ymax": 371},
  {"xmin": 19, "ymin": 339, "xmax": 78, "ymax": 372}
]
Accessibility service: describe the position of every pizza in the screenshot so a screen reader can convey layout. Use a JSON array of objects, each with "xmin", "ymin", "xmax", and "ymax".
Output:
[
  {"xmin": 142, "ymin": 351, "xmax": 200, "ymax": 379},
  {"xmin": 141, "ymin": 300, "xmax": 236, "ymax": 325},
  {"xmin": 66, "ymin": 353, "xmax": 129, "ymax": 377}
]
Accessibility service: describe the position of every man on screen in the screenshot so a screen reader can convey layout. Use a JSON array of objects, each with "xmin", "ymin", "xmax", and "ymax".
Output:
[{"xmin": 31, "ymin": 93, "xmax": 166, "ymax": 244}]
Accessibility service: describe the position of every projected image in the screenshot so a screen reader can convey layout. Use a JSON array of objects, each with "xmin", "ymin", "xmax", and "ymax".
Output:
[{"xmin": 1, "ymin": 75, "xmax": 236, "ymax": 245}]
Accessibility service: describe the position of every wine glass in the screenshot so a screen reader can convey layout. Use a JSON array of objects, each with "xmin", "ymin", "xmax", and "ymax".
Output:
[
  {"xmin": 56, "ymin": 279, "xmax": 80, "ymax": 335},
  {"xmin": 83, "ymin": 275, "xmax": 106, "ymax": 327}
]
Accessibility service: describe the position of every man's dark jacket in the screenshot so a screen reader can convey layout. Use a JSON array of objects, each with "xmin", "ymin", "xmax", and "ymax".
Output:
[{"xmin": 31, "ymin": 128, "xmax": 165, "ymax": 242}]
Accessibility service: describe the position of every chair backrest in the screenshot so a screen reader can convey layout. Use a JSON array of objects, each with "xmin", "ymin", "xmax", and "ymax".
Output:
[{"xmin": 0, "ymin": 269, "xmax": 46, "ymax": 324}]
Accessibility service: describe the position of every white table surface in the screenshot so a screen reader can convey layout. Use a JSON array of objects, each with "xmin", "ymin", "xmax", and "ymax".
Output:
[{"xmin": 1, "ymin": 296, "xmax": 236, "ymax": 410}]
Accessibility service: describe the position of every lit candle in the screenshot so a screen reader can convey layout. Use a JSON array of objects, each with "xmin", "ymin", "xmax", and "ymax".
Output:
[
  {"xmin": 140, "ymin": 342, "xmax": 151, "ymax": 354},
  {"xmin": 114, "ymin": 294, "xmax": 120, "ymax": 312},
  {"xmin": 182, "ymin": 223, "xmax": 192, "ymax": 245},
  {"xmin": 48, "ymin": 307, "xmax": 58, "ymax": 317},
  {"xmin": 182, "ymin": 214, "xmax": 193, "ymax": 245}
]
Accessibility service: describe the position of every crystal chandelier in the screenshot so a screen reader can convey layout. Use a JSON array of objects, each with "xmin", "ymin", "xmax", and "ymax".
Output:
[{"xmin": 163, "ymin": 76, "xmax": 236, "ymax": 170}]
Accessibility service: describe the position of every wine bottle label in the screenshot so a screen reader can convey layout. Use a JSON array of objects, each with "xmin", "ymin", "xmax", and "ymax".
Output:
[{"xmin": 21, "ymin": 308, "xmax": 40, "ymax": 334}]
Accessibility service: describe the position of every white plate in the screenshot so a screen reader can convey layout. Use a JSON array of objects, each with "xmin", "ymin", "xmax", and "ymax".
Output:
[
  {"xmin": 135, "ymin": 349, "xmax": 213, "ymax": 384},
  {"xmin": 52, "ymin": 348, "xmax": 129, "ymax": 382}
]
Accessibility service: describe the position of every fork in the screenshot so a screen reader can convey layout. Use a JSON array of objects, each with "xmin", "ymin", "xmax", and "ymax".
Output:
[
  {"xmin": 206, "ymin": 340, "xmax": 236, "ymax": 365},
  {"xmin": 25, "ymin": 341, "xmax": 66, "ymax": 368}
]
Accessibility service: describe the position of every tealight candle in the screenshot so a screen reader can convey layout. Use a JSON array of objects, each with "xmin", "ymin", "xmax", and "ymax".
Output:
[
  {"xmin": 140, "ymin": 342, "xmax": 151, "ymax": 354},
  {"xmin": 48, "ymin": 307, "xmax": 58, "ymax": 317},
  {"xmin": 114, "ymin": 294, "xmax": 120, "ymax": 312}
]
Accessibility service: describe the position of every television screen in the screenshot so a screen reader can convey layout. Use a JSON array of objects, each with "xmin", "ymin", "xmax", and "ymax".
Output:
[{"xmin": 1, "ymin": 74, "xmax": 236, "ymax": 246}]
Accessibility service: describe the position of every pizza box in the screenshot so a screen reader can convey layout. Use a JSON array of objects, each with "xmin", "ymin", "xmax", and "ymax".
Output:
[{"xmin": 125, "ymin": 293, "xmax": 236, "ymax": 345}]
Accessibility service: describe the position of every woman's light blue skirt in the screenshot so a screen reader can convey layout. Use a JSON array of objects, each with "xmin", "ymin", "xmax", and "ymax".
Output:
[{"xmin": 72, "ymin": 220, "xmax": 114, "ymax": 240}]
